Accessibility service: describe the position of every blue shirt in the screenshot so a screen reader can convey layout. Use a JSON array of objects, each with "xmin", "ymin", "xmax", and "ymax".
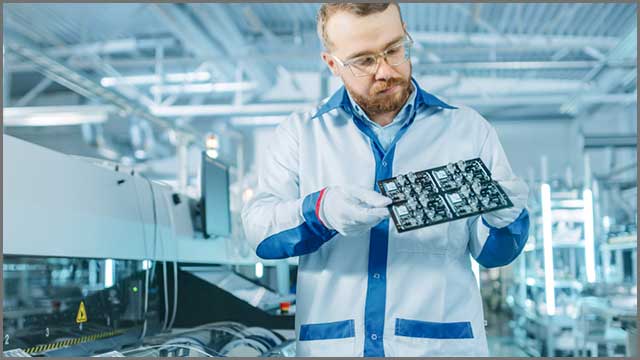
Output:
[{"xmin": 346, "ymin": 80, "xmax": 418, "ymax": 151}]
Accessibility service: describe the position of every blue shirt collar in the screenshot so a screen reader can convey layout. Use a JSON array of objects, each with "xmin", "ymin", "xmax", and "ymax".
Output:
[{"xmin": 311, "ymin": 77, "xmax": 456, "ymax": 119}]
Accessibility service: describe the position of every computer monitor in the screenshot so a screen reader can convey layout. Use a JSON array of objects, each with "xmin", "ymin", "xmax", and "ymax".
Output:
[{"xmin": 201, "ymin": 152, "xmax": 231, "ymax": 238}]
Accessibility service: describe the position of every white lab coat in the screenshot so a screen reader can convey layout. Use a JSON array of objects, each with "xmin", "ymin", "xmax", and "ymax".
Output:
[{"xmin": 242, "ymin": 80, "xmax": 529, "ymax": 357}]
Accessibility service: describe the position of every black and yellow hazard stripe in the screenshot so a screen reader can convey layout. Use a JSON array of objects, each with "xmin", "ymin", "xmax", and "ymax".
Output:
[{"xmin": 24, "ymin": 329, "xmax": 127, "ymax": 354}]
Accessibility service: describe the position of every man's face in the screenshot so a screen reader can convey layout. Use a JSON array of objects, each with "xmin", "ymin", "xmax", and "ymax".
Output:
[{"xmin": 322, "ymin": 6, "xmax": 412, "ymax": 116}]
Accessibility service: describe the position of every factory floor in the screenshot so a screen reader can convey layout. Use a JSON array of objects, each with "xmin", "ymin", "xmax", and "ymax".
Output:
[{"xmin": 485, "ymin": 308, "xmax": 530, "ymax": 357}]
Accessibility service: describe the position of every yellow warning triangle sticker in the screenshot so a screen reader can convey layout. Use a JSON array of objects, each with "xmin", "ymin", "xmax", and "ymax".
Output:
[{"xmin": 76, "ymin": 301, "xmax": 88, "ymax": 323}]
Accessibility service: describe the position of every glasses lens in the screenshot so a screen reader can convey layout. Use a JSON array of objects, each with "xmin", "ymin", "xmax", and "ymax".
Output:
[
  {"xmin": 386, "ymin": 41, "xmax": 410, "ymax": 66},
  {"xmin": 350, "ymin": 56, "xmax": 378, "ymax": 76},
  {"xmin": 347, "ymin": 37, "xmax": 413, "ymax": 76}
]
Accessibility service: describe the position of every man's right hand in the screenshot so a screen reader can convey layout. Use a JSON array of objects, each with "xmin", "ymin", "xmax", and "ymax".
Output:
[{"xmin": 318, "ymin": 186, "xmax": 392, "ymax": 236}]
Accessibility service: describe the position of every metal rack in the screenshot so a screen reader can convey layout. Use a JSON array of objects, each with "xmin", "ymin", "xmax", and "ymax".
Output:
[
  {"xmin": 510, "ymin": 186, "xmax": 595, "ymax": 356},
  {"xmin": 601, "ymin": 230, "xmax": 637, "ymax": 284}
]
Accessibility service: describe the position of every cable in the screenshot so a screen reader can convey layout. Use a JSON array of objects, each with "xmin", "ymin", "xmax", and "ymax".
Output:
[
  {"xmin": 137, "ymin": 264, "xmax": 150, "ymax": 340},
  {"xmin": 139, "ymin": 174, "xmax": 168, "ymax": 337},
  {"xmin": 131, "ymin": 171, "xmax": 150, "ymax": 269},
  {"xmin": 164, "ymin": 190, "xmax": 179, "ymax": 331},
  {"xmin": 131, "ymin": 171, "xmax": 152, "ymax": 342},
  {"xmin": 168, "ymin": 260, "xmax": 178, "ymax": 330},
  {"xmin": 242, "ymin": 327, "xmax": 283, "ymax": 346},
  {"xmin": 140, "ymin": 174, "xmax": 169, "ymax": 333},
  {"xmin": 120, "ymin": 344, "xmax": 220, "ymax": 357},
  {"xmin": 133, "ymin": 172, "xmax": 159, "ymax": 285},
  {"xmin": 161, "ymin": 336, "xmax": 226, "ymax": 357},
  {"xmin": 170, "ymin": 322, "xmax": 246, "ymax": 338},
  {"xmin": 219, "ymin": 337, "xmax": 268, "ymax": 355},
  {"xmin": 161, "ymin": 260, "xmax": 169, "ymax": 331}
]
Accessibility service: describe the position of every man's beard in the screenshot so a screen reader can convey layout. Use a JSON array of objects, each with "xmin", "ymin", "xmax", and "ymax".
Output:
[{"xmin": 348, "ymin": 75, "xmax": 412, "ymax": 116}]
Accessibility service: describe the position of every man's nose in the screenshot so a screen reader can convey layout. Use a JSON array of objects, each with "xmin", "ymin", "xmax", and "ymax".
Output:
[{"xmin": 374, "ymin": 57, "xmax": 397, "ymax": 81}]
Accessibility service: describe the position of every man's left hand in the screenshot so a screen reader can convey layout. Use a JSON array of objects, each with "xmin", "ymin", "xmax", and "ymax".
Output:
[{"xmin": 482, "ymin": 178, "xmax": 529, "ymax": 228}]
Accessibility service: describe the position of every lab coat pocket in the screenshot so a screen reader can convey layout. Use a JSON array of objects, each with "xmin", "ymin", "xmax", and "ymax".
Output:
[
  {"xmin": 297, "ymin": 319, "xmax": 356, "ymax": 356},
  {"xmin": 392, "ymin": 222, "xmax": 449, "ymax": 254},
  {"xmin": 395, "ymin": 318, "xmax": 474, "ymax": 339},
  {"xmin": 388, "ymin": 318, "xmax": 479, "ymax": 356}
]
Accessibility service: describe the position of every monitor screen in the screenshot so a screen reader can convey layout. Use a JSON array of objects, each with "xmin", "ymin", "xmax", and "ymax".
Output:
[{"xmin": 201, "ymin": 153, "xmax": 231, "ymax": 237}]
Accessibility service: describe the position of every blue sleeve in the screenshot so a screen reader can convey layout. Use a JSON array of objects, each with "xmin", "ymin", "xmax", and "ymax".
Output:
[
  {"xmin": 256, "ymin": 189, "xmax": 337, "ymax": 259},
  {"xmin": 475, "ymin": 209, "xmax": 530, "ymax": 268}
]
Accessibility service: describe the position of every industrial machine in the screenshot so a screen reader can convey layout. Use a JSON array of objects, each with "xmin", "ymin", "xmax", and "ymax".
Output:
[{"xmin": 3, "ymin": 135, "xmax": 295, "ymax": 357}]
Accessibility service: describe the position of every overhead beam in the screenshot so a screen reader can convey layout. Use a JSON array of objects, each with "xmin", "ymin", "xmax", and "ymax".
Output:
[
  {"xmin": 189, "ymin": 3, "xmax": 276, "ymax": 94},
  {"xmin": 3, "ymin": 105, "xmax": 113, "ymax": 127},
  {"xmin": 3, "ymin": 31, "xmax": 201, "ymax": 143},
  {"xmin": 45, "ymin": 37, "xmax": 177, "ymax": 59},
  {"xmin": 562, "ymin": 25, "xmax": 638, "ymax": 114},
  {"xmin": 4, "ymin": 13, "xmax": 67, "ymax": 46},
  {"xmin": 149, "ymin": 92, "xmax": 636, "ymax": 118},
  {"xmin": 415, "ymin": 60, "xmax": 636, "ymax": 71},
  {"xmin": 151, "ymin": 103, "xmax": 312, "ymax": 117},
  {"xmin": 411, "ymin": 32, "xmax": 620, "ymax": 51},
  {"xmin": 149, "ymin": 3, "xmax": 232, "ymax": 79},
  {"xmin": 9, "ymin": 56, "xmax": 635, "ymax": 75},
  {"xmin": 583, "ymin": 134, "xmax": 637, "ymax": 149},
  {"xmin": 452, "ymin": 3, "xmax": 509, "ymax": 40},
  {"xmin": 7, "ymin": 89, "xmax": 633, "ymax": 123},
  {"xmin": 14, "ymin": 77, "xmax": 53, "ymax": 107}
]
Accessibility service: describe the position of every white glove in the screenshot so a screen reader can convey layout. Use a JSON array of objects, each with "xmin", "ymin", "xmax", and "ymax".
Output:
[
  {"xmin": 318, "ymin": 186, "xmax": 392, "ymax": 236},
  {"xmin": 482, "ymin": 178, "xmax": 529, "ymax": 228}
]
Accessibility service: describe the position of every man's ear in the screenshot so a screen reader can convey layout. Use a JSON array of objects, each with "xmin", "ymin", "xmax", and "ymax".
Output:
[{"xmin": 321, "ymin": 52, "xmax": 340, "ymax": 76}]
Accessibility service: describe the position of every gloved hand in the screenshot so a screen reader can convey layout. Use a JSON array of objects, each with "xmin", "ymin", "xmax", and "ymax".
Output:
[
  {"xmin": 482, "ymin": 178, "xmax": 529, "ymax": 228},
  {"xmin": 318, "ymin": 186, "xmax": 392, "ymax": 236}
]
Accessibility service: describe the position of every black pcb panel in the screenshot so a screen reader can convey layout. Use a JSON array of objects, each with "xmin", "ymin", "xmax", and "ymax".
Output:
[{"xmin": 378, "ymin": 158, "xmax": 513, "ymax": 232}]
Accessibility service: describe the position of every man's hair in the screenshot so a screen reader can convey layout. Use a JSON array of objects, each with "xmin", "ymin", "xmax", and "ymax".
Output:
[{"xmin": 317, "ymin": 2, "xmax": 402, "ymax": 51}]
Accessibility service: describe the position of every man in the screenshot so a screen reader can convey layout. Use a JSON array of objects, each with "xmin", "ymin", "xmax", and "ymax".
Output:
[{"xmin": 242, "ymin": 3, "xmax": 529, "ymax": 357}]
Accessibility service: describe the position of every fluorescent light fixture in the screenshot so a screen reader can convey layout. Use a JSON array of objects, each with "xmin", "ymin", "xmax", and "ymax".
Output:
[
  {"xmin": 100, "ymin": 71, "xmax": 211, "ymax": 87},
  {"xmin": 205, "ymin": 149, "xmax": 219, "ymax": 159},
  {"xmin": 602, "ymin": 215, "xmax": 611, "ymax": 232},
  {"xmin": 4, "ymin": 106, "xmax": 110, "ymax": 127},
  {"xmin": 230, "ymin": 116, "xmax": 285, "ymax": 127},
  {"xmin": 583, "ymin": 189, "xmax": 596, "ymax": 283},
  {"xmin": 134, "ymin": 150, "xmax": 147, "ymax": 159},
  {"xmin": 105, "ymin": 259, "xmax": 114, "ymax": 288},
  {"xmin": 205, "ymin": 134, "xmax": 219, "ymax": 150},
  {"xmin": 526, "ymin": 277, "xmax": 536, "ymax": 286},
  {"xmin": 541, "ymin": 183, "xmax": 555, "ymax": 316},
  {"xmin": 255, "ymin": 262, "xmax": 264, "ymax": 278},
  {"xmin": 165, "ymin": 72, "xmax": 211, "ymax": 83},
  {"xmin": 149, "ymin": 81, "xmax": 257, "ymax": 95},
  {"xmin": 142, "ymin": 260, "xmax": 152, "ymax": 270},
  {"xmin": 101, "ymin": 74, "xmax": 158, "ymax": 87}
]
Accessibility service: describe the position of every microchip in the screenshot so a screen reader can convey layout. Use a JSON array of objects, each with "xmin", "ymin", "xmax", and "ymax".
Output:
[
  {"xmin": 384, "ymin": 182, "xmax": 398, "ymax": 191},
  {"xmin": 395, "ymin": 205, "xmax": 409, "ymax": 216}
]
